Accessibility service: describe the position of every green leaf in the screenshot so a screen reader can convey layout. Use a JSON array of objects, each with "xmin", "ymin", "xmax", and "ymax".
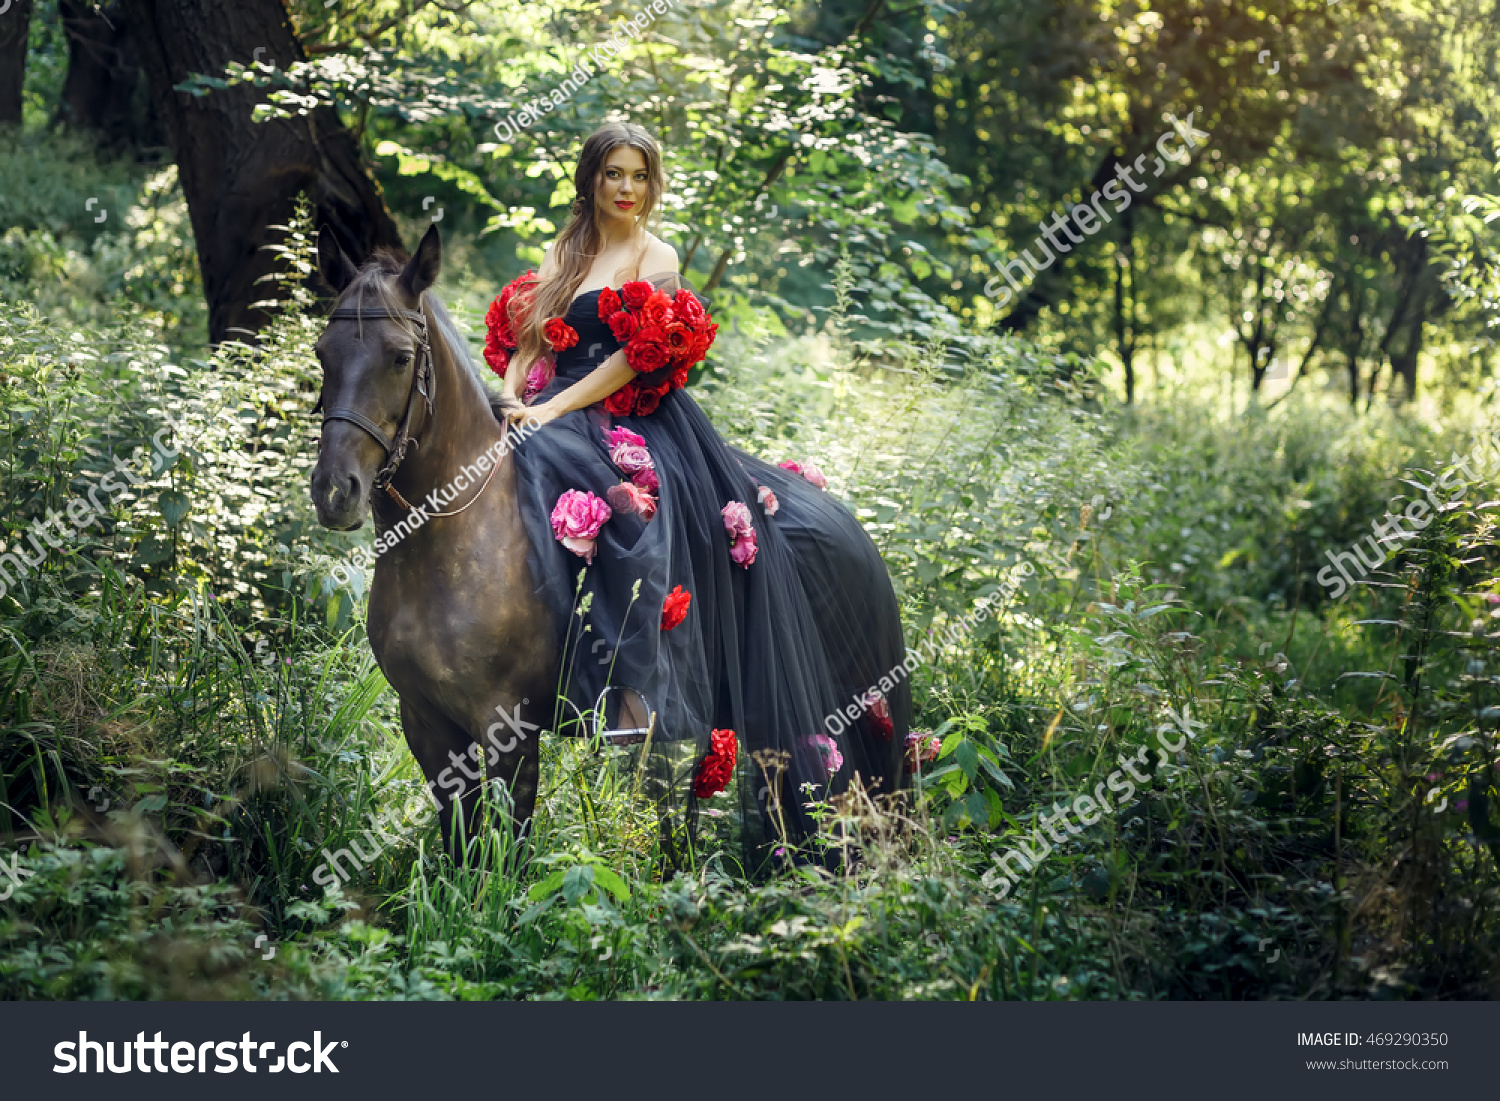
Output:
[
  {"xmin": 964, "ymin": 790, "xmax": 989, "ymax": 827},
  {"xmin": 977, "ymin": 751, "xmax": 1014, "ymax": 789},
  {"xmin": 562, "ymin": 863, "xmax": 595, "ymax": 904},
  {"xmin": 591, "ymin": 866, "xmax": 630, "ymax": 902},
  {"xmin": 955, "ymin": 740, "xmax": 979, "ymax": 781},
  {"xmin": 158, "ymin": 489, "xmax": 190, "ymax": 529},
  {"xmin": 525, "ymin": 869, "xmax": 566, "ymax": 902}
]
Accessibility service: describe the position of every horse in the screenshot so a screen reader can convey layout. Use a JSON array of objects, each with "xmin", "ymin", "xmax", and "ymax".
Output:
[
  {"xmin": 310, "ymin": 225, "xmax": 912, "ymax": 868},
  {"xmin": 310, "ymin": 225, "xmax": 555, "ymax": 856}
]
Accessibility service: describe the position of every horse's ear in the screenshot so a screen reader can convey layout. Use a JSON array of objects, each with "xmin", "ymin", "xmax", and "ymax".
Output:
[
  {"xmin": 318, "ymin": 227, "xmax": 359, "ymax": 294},
  {"xmin": 401, "ymin": 223, "xmax": 442, "ymax": 300}
]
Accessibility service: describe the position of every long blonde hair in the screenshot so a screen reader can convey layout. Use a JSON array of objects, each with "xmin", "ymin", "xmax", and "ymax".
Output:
[{"xmin": 512, "ymin": 122, "xmax": 666, "ymax": 370}]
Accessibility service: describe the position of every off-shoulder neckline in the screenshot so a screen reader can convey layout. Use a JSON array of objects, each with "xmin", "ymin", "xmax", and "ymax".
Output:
[{"xmin": 566, "ymin": 272, "xmax": 684, "ymax": 313}]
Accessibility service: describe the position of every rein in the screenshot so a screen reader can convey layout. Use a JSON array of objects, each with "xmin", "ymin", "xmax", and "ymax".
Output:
[{"xmin": 320, "ymin": 300, "xmax": 508, "ymax": 518}]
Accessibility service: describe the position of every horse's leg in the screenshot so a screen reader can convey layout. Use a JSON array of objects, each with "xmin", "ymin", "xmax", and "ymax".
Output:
[
  {"xmin": 402, "ymin": 686, "xmax": 548, "ymax": 860},
  {"xmin": 399, "ymin": 698, "xmax": 489, "ymax": 861},
  {"xmin": 467, "ymin": 696, "xmax": 543, "ymax": 854}
]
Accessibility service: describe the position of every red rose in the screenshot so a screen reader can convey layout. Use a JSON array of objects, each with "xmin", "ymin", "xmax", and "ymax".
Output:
[
  {"xmin": 670, "ymin": 364, "xmax": 689, "ymax": 390},
  {"xmin": 696, "ymin": 323, "xmax": 718, "ymax": 361},
  {"xmin": 608, "ymin": 309, "xmax": 639, "ymax": 342},
  {"xmin": 673, "ymin": 288, "xmax": 705, "ymax": 325},
  {"xmin": 487, "ymin": 272, "xmax": 537, "ymax": 353},
  {"xmin": 483, "ymin": 345, "xmax": 511, "ymax": 376},
  {"xmin": 661, "ymin": 585, "xmax": 691, "ymax": 631},
  {"xmin": 626, "ymin": 326, "xmax": 671, "ymax": 372},
  {"xmin": 604, "ymin": 386, "xmax": 636, "ymax": 416},
  {"xmin": 620, "ymin": 280, "xmax": 654, "ymax": 311},
  {"xmin": 663, "ymin": 321, "xmax": 693, "ymax": 360},
  {"xmin": 641, "ymin": 290, "xmax": 673, "ymax": 329},
  {"xmin": 633, "ymin": 386, "xmax": 662, "ymax": 415},
  {"xmin": 485, "ymin": 298, "xmax": 515, "ymax": 352},
  {"xmin": 544, "ymin": 317, "xmax": 579, "ymax": 352},
  {"xmin": 598, "ymin": 286, "xmax": 622, "ymax": 318},
  {"xmin": 692, "ymin": 728, "xmax": 738, "ymax": 797},
  {"xmin": 683, "ymin": 330, "xmax": 711, "ymax": 365}
]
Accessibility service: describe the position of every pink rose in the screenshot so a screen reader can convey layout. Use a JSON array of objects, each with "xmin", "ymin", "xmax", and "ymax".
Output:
[
  {"xmin": 728, "ymin": 528, "xmax": 758, "ymax": 567},
  {"xmin": 604, "ymin": 426, "xmax": 646, "ymax": 450},
  {"xmin": 777, "ymin": 460, "xmax": 802, "ymax": 475},
  {"xmin": 551, "ymin": 489, "xmax": 612, "ymax": 563},
  {"xmin": 523, "ymin": 360, "xmax": 554, "ymax": 403},
  {"xmin": 801, "ymin": 462, "xmax": 828, "ymax": 489},
  {"xmin": 808, "ymin": 734, "xmax": 843, "ymax": 776},
  {"xmin": 610, "ymin": 442, "xmax": 653, "ymax": 476},
  {"xmin": 606, "ymin": 480, "xmax": 657, "ymax": 521},
  {"xmin": 757, "ymin": 484, "xmax": 779, "ymax": 515},
  {"xmin": 905, "ymin": 730, "xmax": 940, "ymax": 769},
  {"xmin": 722, "ymin": 500, "xmax": 754, "ymax": 540}
]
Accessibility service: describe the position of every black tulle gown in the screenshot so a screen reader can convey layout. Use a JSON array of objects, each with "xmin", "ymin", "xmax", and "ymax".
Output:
[{"xmin": 510, "ymin": 273, "xmax": 911, "ymax": 862}]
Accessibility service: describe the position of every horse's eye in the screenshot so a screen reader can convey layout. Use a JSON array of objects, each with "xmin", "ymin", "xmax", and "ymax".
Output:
[{"xmin": 395, "ymin": 352, "xmax": 413, "ymax": 368}]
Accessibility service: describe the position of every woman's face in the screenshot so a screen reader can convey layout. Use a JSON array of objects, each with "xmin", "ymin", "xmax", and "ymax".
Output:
[{"xmin": 594, "ymin": 144, "xmax": 650, "ymax": 230}]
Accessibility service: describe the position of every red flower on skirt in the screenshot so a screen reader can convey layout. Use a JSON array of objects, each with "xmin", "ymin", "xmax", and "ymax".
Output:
[
  {"xmin": 693, "ymin": 728, "xmax": 738, "ymax": 797},
  {"xmin": 661, "ymin": 585, "xmax": 691, "ymax": 630}
]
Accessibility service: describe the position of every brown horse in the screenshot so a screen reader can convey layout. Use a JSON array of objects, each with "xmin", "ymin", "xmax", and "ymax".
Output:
[{"xmin": 310, "ymin": 225, "xmax": 556, "ymax": 854}]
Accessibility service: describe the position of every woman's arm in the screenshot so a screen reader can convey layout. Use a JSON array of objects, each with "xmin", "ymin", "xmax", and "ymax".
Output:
[
  {"xmin": 511, "ymin": 349, "xmax": 634, "ymax": 426},
  {"xmin": 501, "ymin": 351, "xmax": 529, "ymax": 402}
]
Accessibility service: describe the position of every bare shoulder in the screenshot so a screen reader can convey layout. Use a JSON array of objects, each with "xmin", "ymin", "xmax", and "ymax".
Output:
[
  {"xmin": 539, "ymin": 241, "xmax": 557, "ymax": 277},
  {"xmin": 642, "ymin": 233, "xmax": 680, "ymax": 274}
]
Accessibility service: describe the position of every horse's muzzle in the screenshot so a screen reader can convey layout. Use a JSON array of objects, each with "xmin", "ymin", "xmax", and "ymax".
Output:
[{"xmin": 311, "ymin": 460, "xmax": 369, "ymax": 531}]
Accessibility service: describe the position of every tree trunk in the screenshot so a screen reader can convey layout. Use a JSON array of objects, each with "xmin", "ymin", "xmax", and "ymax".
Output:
[
  {"xmin": 56, "ymin": 0, "xmax": 158, "ymax": 147},
  {"xmin": 1346, "ymin": 285, "xmax": 1363, "ymax": 407},
  {"xmin": 0, "ymin": 0, "xmax": 35, "ymax": 125},
  {"xmin": 1114, "ymin": 204, "xmax": 1136, "ymax": 404},
  {"xmin": 118, "ymin": 0, "xmax": 402, "ymax": 345},
  {"xmin": 1389, "ymin": 282, "xmax": 1427, "ymax": 401}
]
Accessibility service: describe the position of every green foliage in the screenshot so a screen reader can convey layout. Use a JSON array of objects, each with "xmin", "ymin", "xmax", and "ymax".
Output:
[
  {"xmin": 5, "ymin": 0, "xmax": 1500, "ymax": 1002},
  {"xmin": 179, "ymin": 0, "xmax": 974, "ymax": 345},
  {"xmin": 0, "ymin": 133, "xmax": 206, "ymax": 345}
]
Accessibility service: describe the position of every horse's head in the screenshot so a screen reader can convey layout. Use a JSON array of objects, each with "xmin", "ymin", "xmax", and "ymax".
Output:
[{"xmin": 311, "ymin": 225, "xmax": 442, "ymax": 530}]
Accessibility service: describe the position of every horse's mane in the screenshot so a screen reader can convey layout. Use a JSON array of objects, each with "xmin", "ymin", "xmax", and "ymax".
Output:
[{"xmin": 343, "ymin": 249, "xmax": 509, "ymax": 427}]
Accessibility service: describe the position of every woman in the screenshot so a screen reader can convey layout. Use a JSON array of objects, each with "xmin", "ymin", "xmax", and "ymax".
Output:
[{"xmin": 488, "ymin": 121, "xmax": 909, "ymax": 860}]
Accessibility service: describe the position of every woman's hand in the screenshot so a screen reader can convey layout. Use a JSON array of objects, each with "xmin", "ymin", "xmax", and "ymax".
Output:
[
  {"xmin": 519, "ymin": 400, "xmax": 561, "ymax": 427},
  {"xmin": 497, "ymin": 393, "xmax": 529, "ymax": 424}
]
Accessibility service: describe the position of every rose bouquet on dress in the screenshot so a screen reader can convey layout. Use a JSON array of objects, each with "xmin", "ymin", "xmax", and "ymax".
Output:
[
  {"xmin": 484, "ymin": 271, "xmax": 579, "ymax": 403},
  {"xmin": 599, "ymin": 281, "xmax": 718, "ymax": 417},
  {"xmin": 603, "ymin": 425, "xmax": 659, "ymax": 520}
]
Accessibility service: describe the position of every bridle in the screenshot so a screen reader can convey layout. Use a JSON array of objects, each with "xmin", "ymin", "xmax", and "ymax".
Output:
[{"xmin": 318, "ymin": 299, "xmax": 505, "ymax": 518}]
